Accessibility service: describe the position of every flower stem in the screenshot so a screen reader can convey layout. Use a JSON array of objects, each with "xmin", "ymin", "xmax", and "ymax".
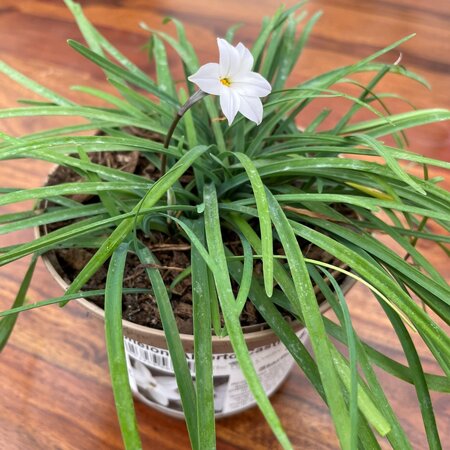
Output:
[{"xmin": 161, "ymin": 89, "xmax": 207, "ymax": 175}]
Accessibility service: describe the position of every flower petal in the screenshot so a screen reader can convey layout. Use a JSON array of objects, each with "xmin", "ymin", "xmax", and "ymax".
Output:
[
  {"xmin": 232, "ymin": 71, "xmax": 272, "ymax": 97},
  {"xmin": 217, "ymin": 38, "xmax": 240, "ymax": 77},
  {"xmin": 235, "ymin": 42, "xmax": 254, "ymax": 74},
  {"xmin": 188, "ymin": 62, "xmax": 221, "ymax": 95},
  {"xmin": 238, "ymin": 96, "xmax": 263, "ymax": 125},
  {"xmin": 220, "ymin": 87, "xmax": 240, "ymax": 125}
]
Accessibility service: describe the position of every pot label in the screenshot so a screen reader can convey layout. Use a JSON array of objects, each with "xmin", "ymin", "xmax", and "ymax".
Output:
[{"xmin": 124, "ymin": 328, "xmax": 308, "ymax": 418}]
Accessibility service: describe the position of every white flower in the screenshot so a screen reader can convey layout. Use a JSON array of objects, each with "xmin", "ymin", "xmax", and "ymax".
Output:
[{"xmin": 188, "ymin": 38, "xmax": 272, "ymax": 125}]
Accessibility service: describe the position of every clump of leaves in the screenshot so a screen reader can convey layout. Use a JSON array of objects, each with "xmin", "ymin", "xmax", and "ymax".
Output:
[{"xmin": 0, "ymin": 1, "xmax": 449, "ymax": 449}]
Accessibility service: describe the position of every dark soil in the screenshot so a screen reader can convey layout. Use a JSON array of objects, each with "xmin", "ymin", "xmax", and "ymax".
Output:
[{"xmin": 43, "ymin": 145, "xmax": 348, "ymax": 335}]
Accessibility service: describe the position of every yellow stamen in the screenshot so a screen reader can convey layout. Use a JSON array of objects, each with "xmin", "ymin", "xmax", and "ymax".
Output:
[{"xmin": 220, "ymin": 77, "xmax": 231, "ymax": 87}]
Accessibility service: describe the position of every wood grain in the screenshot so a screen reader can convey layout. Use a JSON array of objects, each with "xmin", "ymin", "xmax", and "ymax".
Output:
[{"xmin": 0, "ymin": 1, "xmax": 449, "ymax": 449}]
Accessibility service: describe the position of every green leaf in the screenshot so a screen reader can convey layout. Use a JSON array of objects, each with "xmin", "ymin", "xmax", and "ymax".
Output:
[
  {"xmin": 302, "ymin": 216, "xmax": 450, "ymax": 307},
  {"xmin": 134, "ymin": 241, "xmax": 199, "ymax": 449},
  {"xmin": 0, "ymin": 203, "xmax": 103, "ymax": 235},
  {"xmin": 0, "ymin": 254, "xmax": 37, "ymax": 351},
  {"xmin": 0, "ymin": 182, "xmax": 146, "ymax": 208},
  {"xmin": 190, "ymin": 219, "xmax": 215, "ymax": 449},
  {"xmin": 161, "ymin": 210, "xmax": 292, "ymax": 447},
  {"xmin": 290, "ymin": 221, "xmax": 450, "ymax": 376},
  {"xmin": 301, "ymin": 34, "xmax": 416, "ymax": 92},
  {"xmin": 353, "ymin": 134, "xmax": 426, "ymax": 195},
  {"xmin": 225, "ymin": 23, "xmax": 243, "ymax": 43},
  {"xmin": 0, "ymin": 105, "xmax": 167, "ymax": 135},
  {"xmin": 104, "ymin": 243, "xmax": 142, "ymax": 450},
  {"xmin": 331, "ymin": 349, "xmax": 391, "ymax": 437},
  {"xmin": 322, "ymin": 269, "xmax": 358, "ymax": 449},
  {"xmin": 108, "ymin": 78, "xmax": 172, "ymax": 119},
  {"xmin": 286, "ymin": 11, "xmax": 322, "ymax": 76},
  {"xmin": 67, "ymin": 40, "xmax": 178, "ymax": 107},
  {"xmin": 0, "ymin": 288, "xmax": 152, "ymax": 317},
  {"xmin": 203, "ymin": 184, "xmax": 292, "ymax": 449},
  {"xmin": 333, "ymin": 65, "xmax": 393, "ymax": 134},
  {"xmin": 0, "ymin": 134, "xmax": 176, "ymax": 162},
  {"xmin": 0, "ymin": 60, "xmax": 73, "ymax": 106},
  {"xmin": 234, "ymin": 153, "xmax": 273, "ymax": 297},
  {"xmin": 71, "ymin": 85, "xmax": 150, "ymax": 120},
  {"xmin": 260, "ymin": 18, "xmax": 286, "ymax": 80},
  {"xmin": 266, "ymin": 190, "xmax": 352, "ymax": 449},
  {"xmin": 237, "ymin": 193, "xmax": 379, "ymax": 211},
  {"xmin": 152, "ymin": 35, "xmax": 177, "ymax": 101},
  {"xmin": 354, "ymin": 208, "xmax": 447, "ymax": 288},
  {"xmin": 235, "ymin": 232, "xmax": 253, "ymax": 314},
  {"xmin": 65, "ymin": 0, "xmax": 151, "ymax": 82},
  {"xmin": 76, "ymin": 146, "xmax": 120, "ymax": 218},
  {"xmin": 380, "ymin": 298, "xmax": 442, "ymax": 449},
  {"xmin": 232, "ymin": 215, "xmax": 417, "ymax": 444},
  {"xmin": 225, "ymin": 246, "xmax": 386, "ymax": 448},
  {"xmin": 342, "ymin": 109, "xmax": 450, "ymax": 137},
  {"xmin": 64, "ymin": 0, "xmax": 104, "ymax": 54},
  {"xmin": 252, "ymin": 3, "xmax": 305, "ymax": 67}
]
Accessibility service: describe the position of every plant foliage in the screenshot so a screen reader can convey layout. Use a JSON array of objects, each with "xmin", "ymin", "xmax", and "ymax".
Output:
[{"xmin": 0, "ymin": 1, "xmax": 449, "ymax": 449}]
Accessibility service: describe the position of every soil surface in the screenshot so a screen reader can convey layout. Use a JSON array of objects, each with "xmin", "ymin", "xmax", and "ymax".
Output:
[{"xmin": 44, "ymin": 146, "xmax": 347, "ymax": 334}]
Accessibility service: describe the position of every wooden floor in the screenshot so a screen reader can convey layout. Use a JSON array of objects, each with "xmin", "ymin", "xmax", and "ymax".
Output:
[{"xmin": 0, "ymin": 0, "xmax": 449, "ymax": 449}]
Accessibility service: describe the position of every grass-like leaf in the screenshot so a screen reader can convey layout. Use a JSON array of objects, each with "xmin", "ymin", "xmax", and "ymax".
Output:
[
  {"xmin": 0, "ymin": 3, "xmax": 449, "ymax": 448},
  {"xmin": 190, "ymin": 219, "xmax": 215, "ymax": 449},
  {"xmin": 234, "ymin": 153, "xmax": 273, "ymax": 296},
  {"xmin": 322, "ymin": 268, "xmax": 359, "ymax": 450},
  {"xmin": 104, "ymin": 243, "xmax": 142, "ymax": 450},
  {"xmin": 203, "ymin": 184, "xmax": 292, "ymax": 449},
  {"xmin": 0, "ymin": 60, "xmax": 73, "ymax": 106},
  {"xmin": 68, "ymin": 40, "xmax": 177, "ymax": 107},
  {"xmin": 0, "ymin": 288, "xmax": 151, "ymax": 317},
  {"xmin": 0, "ymin": 255, "xmax": 37, "ymax": 351},
  {"xmin": 290, "ymin": 221, "xmax": 450, "ymax": 374},
  {"xmin": 266, "ymin": 190, "xmax": 352, "ymax": 448},
  {"xmin": 342, "ymin": 109, "xmax": 450, "ymax": 137},
  {"xmin": 380, "ymin": 294, "xmax": 442, "ymax": 449},
  {"xmin": 135, "ymin": 242, "xmax": 199, "ymax": 449}
]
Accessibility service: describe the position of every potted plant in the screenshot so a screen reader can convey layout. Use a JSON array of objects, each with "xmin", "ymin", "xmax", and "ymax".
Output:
[{"xmin": 0, "ymin": 1, "xmax": 449, "ymax": 449}]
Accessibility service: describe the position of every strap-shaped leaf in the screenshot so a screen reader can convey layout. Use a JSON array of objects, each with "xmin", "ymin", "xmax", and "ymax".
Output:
[
  {"xmin": 68, "ymin": 40, "xmax": 178, "ymax": 107},
  {"xmin": 290, "ymin": 221, "xmax": 450, "ymax": 377},
  {"xmin": 381, "ymin": 298, "xmax": 442, "ymax": 450},
  {"xmin": 190, "ymin": 219, "xmax": 215, "ymax": 449},
  {"xmin": 266, "ymin": 189, "xmax": 352, "ymax": 449},
  {"xmin": 104, "ymin": 243, "xmax": 142, "ymax": 450},
  {"xmin": 135, "ymin": 242, "xmax": 199, "ymax": 449},
  {"xmin": 234, "ymin": 152, "xmax": 273, "ymax": 297},
  {"xmin": 0, "ymin": 254, "xmax": 37, "ymax": 351}
]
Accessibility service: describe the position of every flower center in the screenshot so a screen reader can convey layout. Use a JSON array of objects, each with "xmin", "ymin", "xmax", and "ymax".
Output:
[{"xmin": 220, "ymin": 77, "xmax": 232, "ymax": 87}]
